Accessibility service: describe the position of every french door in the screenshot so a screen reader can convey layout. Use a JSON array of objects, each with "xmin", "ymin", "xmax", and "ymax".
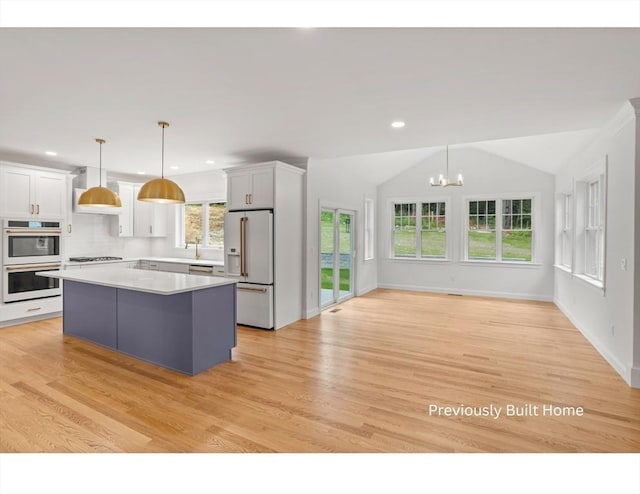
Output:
[{"xmin": 320, "ymin": 207, "xmax": 355, "ymax": 309}]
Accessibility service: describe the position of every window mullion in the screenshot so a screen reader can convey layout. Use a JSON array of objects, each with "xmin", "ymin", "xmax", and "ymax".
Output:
[
  {"xmin": 496, "ymin": 200, "xmax": 502, "ymax": 262},
  {"xmin": 202, "ymin": 202, "xmax": 209, "ymax": 247},
  {"xmin": 416, "ymin": 202, "xmax": 422, "ymax": 259}
]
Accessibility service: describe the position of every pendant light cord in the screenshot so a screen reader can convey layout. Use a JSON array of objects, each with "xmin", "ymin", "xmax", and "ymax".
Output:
[
  {"xmin": 161, "ymin": 124, "xmax": 165, "ymax": 179},
  {"xmin": 446, "ymin": 145, "xmax": 449, "ymax": 177},
  {"xmin": 95, "ymin": 138, "xmax": 105, "ymax": 187}
]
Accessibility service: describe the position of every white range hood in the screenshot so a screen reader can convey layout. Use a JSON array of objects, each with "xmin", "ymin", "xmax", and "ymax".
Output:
[{"xmin": 72, "ymin": 167, "xmax": 121, "ymax": 215}]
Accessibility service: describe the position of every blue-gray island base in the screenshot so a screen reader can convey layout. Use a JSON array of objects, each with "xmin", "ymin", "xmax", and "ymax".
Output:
[{"xmin": 62, "ymin": 279, "xmax": 237, "ymax": 375}]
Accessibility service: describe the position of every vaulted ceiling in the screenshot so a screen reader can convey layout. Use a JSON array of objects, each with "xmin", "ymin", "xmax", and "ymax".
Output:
[{"xmin": 0, "ymin": 28, "xmax": 638, "ymax": 176}]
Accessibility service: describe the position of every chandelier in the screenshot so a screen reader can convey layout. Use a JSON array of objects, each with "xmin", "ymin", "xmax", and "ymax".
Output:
[{"xmin": 429, "ymin": 145, "xmax": 463, "ymax": 187}]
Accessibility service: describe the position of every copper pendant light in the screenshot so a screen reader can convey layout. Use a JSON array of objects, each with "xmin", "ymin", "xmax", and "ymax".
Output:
[
  {"xmin": 78, "ymin": 138, "xmax": 121, "ymax": 207},
  {"xmin": 137, "ymin": 121, "xmax": 185, "ymax": 204}
]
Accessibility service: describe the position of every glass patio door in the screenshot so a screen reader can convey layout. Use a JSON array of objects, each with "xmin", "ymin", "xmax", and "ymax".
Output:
[{"xmin": 320, "ymin": 208, "xmax": 355, "ymax": 309}]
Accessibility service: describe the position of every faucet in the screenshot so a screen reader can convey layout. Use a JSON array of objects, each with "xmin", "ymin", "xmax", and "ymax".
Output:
[{"xmin": 185, "ymin": 237, "xmax": 201, "ymax": 260}]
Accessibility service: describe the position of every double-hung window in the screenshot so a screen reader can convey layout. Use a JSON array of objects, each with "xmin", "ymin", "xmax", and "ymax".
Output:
[
  {"xmin": 561, "ymin": 193, "xmax": 573, "ymax": 269},
  {"xmin": 465, "ymin": 197, "xmax": 534, "ymax": 263},
  {"xmin": 364, "ymin": 198, "xmax": 375, "ymax": 260},
  {"xmin": 180, "ymin": 201, "xmax": 226, "ymax": 249},
  {"xmin": 392, "ymin": 200, "xmax": 447, "ymax": 259},
  {"xmin": 585, "ymin": 179, "xmax": 604, "ymax": 281}
]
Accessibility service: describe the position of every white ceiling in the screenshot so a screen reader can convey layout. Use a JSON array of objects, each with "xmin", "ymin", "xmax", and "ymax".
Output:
[{"xmin": 0, "ymin": 28, "xmax": 638, "ymax": 177}]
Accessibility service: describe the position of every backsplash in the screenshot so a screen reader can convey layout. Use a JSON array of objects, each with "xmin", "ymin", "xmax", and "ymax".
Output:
[{"xmin": 64, "ymin": 214, "xmax": 156, "ymax": 259}]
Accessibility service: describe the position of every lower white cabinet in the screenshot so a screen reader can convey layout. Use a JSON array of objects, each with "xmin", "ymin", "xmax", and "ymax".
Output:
[{"xmin": 0, "ymin": 296, "xmax": 62, "ymax": 325}]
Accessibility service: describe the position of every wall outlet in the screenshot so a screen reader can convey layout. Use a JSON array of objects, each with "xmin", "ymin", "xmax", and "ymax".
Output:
[{"xmin": 621, "ymin": 258, "xmax": 627, "ymax": 271}]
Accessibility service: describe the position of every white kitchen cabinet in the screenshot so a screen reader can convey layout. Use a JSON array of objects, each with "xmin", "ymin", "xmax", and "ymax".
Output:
[
  {"xmin": 0, "ymin": 164, "xmax": 66, "ymax": 219},
  {"xmin": 0, "ymin": 296, "xmax": 62, "ymax": 326},
  {"xmin": 133, "ymin": 185, "xmax": 167, "ymax": 237},
  {"xmin": 110, "ymin": 182, "xmax": 134, "ymax": 237},
  {"xmin": 63, "ymin": 175, "xmax": 74, "ymax": 237},
  {"xmin": 227, "ymin": 166, "xmax": 274, "ymax": 210}
]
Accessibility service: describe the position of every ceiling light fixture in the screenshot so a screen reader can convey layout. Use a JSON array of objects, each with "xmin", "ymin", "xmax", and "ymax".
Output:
[
  {"xmin": 430, "ymin": 145, "xmax": 463, "ymax": 187},
  {"xmin": 78, "ymin": 139, "xmax": 121, "ymax": 207},
  {"xmin": 137, "ymin": 121, "xmax": 186, "ymax": 204},
  {"xmin": 45, "ymin": 151, "xmax": 57, "ymax": 156},
  {"xmin": 391, "ymin": 121, "xmax": 405, "ymax": 128},
  {"xmin": 205, "ymin": 160, "xmax": 215, "ymax": 164}
]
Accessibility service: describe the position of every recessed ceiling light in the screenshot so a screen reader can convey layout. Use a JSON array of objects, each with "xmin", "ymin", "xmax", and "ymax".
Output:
[
  {"xmin": 205, "ymin": 160, "xmax": 215, "ymax": 164},
  {"xmin": 391, "ymin": 121, "xmax": 405, "ymax": 129},
  {"xmin": 45, "ymin": 151, "xmax": 57, "ymax": 156},
  {"xmin": 170, "ymin": 166, "xmax": 179, "ymax": 170},
  {"xmin": 137, "ymin": 171, "xmax": 146, "ymax": 175}
]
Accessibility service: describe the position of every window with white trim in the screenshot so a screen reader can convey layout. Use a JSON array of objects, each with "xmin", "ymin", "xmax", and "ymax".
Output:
[
  {"xmin": 560, "ymin": 193, "xmax": 573, "ymax": 268},
  {"xmin": 585, "ymin": 178, "xmax": 604, "ymax": 281},
  {"xmin": 465, "ymin": 197, "xmax": 534, "ymax": 263},
  {"xmin": 392, "ymin": 200, "xmax": 447, "ymax": 259},
  {"xmin": 179, "ymin": 201, "xmax": 226, "ymax": 248},
  {"xmin": 364, "ymin": 198, "xmax": 375, "ymax": 260}
]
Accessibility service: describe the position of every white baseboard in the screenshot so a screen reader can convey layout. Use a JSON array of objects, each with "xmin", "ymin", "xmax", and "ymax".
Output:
[
  {"xmin": 356, "ymin": 285, "xmax": 377, "ymax": 297},
  {"xmin": 0, "ymin": 311, "xmax": 62, "ymax": 329},
  {"xmin": 304, "ymin": 308, "xmax": 320, "ymax": 319},
  {"xmin": 554, "ymin": 297, "xmax": 633, "ymax": 387},
  {"xmin": 377, "ymin": 283, "xmax": 553, "ymax": 302}
]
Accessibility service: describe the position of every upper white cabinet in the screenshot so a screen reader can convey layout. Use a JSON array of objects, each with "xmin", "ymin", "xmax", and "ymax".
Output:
[
  {"xmin": 0, "ymin": 164, "xmax": 66, "ymax": 219},
  {"xmin": 227, "ymin": 167, "xmax": 274, "ymax": 210},
  {"xmin": 133, "ymin": 185, "xmax": 167, "ymax": 237},
  {"xmin": 110, "ymin": 182, "xmax": 134, "ymax": 237}
]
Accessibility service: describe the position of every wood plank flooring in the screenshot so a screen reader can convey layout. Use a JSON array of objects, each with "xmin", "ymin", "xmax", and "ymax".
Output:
[{"xmin": 1, "ymin": 289, "xmax": 639, "ymax": 452}]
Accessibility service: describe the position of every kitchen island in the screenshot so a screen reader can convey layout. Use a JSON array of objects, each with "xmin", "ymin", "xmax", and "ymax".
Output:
[{"xmin": 38, "ymin": 267, "xmax": 237, "ymax": 375}]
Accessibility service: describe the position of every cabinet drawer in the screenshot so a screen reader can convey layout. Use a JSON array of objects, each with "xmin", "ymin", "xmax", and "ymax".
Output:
[{"xmin": 0, "ymin": 296, "xmax": 62, "ymax": 323}]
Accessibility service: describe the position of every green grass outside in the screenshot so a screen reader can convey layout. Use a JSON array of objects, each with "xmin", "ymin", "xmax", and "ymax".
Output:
[
  {"xmin": 321, "ymin": 212, "xmax": 352, "ymax": 253},
  {"xmin": 501, "ymin": 231, "xmax": 532, "ymax": 261},
  {"xmin": 321, "ymin": 268, "xmax": 351, "ymax": 290},
  {"xmin": 395, "ymin": 228, "xmax": 531, "ymax": 261}
]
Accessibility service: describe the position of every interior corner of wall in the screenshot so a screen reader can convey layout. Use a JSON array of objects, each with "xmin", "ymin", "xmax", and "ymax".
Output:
[{"xmin": 630, "ymin": 365, "xmax": 640, "ymax": 388}]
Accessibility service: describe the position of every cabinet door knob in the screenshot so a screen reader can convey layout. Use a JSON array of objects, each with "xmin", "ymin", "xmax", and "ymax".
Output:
[
  {"xmin": 68, "ymin": 224, "xmax": 72, "ymax": 233},
  {"xmin": 36, "ymin": 204, "xmax": 40, "ymax": 214},
  {"xmin": 150, "ymin": 225, "xmax": 153, "ymax": 234},
  {"xmin": 245, "ymin": 194, "xmax": 248, "ymax": 204},
  {"xmin": 30, "ymin": 204, "xmax": 34, "ymax": 214},
  {"xmin": 249, "ymin": 194, "xmax": 252, "ymax": 204},
  {"xmin": 120, "ymin": 225, "xmax": 123, "ymax": 234}
]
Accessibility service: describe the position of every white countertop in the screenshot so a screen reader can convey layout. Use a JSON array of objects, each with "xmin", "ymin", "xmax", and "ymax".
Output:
[
  {"xmin": 63, "ymin": 257, "xmax": 224, "ymax": 267},
  {"xmin": 38, "ymin": 267, "xmax": 236, "ymax": 295}
]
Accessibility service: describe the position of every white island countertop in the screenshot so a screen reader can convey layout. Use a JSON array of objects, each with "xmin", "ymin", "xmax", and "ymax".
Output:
[
  {"xmin": 38, "ymin": 267, "xmax": 236, "ymax": 295},
  {"xmin": 63, "ymin": 257, "xmax": 225, "ymax": 268}
]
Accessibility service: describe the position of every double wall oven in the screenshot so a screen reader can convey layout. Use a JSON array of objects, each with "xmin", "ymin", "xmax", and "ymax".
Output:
[{"xmin": 3, "ymin": 220, "xmax": 62, "ymax": 303}]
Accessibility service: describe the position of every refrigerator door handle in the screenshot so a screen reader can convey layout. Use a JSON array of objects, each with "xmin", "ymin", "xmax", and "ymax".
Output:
[
  {"xmin": 237, "ymin": 285, "xmax": 267, "ymax": 293},
  {"xmin": 240, "ymin": 216, "xmax": 248, "ymax": 277}
]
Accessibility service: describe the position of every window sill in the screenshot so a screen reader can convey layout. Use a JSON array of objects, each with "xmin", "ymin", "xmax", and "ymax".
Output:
[
  {"xmin": 573, "ymin": 273, "xmax": 605, "ymax": 293},
  {"xmin": 554, "ymin": 264, "xmax": 572, "ymax": 274},
  {"xmin": 389, "ymin": 257, "xmax": 451, "ymax": 264},
  {"xmin": 459, "ymin": 260, "xmax": 541, "ymax": 269}
]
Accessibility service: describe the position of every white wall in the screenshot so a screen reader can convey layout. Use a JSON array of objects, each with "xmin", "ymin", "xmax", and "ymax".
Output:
[
  {"xmin": 305, "ymin": 157, "xmax": 378, "ymax": 318},
  {"xmin": 554, "ymin": 100, "xmax": 638, "ymax": 386},
  {"xmin": 151, "ymin": 170, "xmax": 227, "ymax": 262},
  {"xmin": 377, "ymin": 147, "xmax": 555, "ymax": 300}
]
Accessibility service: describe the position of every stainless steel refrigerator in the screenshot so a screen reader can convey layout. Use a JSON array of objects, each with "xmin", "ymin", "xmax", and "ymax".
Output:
[{"xmin": 224, "ymin": 210, "xmax": 274, "ymax": 329}]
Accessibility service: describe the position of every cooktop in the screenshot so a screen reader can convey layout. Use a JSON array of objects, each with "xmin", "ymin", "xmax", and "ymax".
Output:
[{"xmin": 68, "ymin": 256, "xmax": 124, "ymax": 262}]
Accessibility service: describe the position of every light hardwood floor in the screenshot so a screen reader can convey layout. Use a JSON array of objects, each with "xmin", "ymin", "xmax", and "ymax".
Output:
[{"xmin": 1, "ymin": 289, "xmax": 639, "ymax": 452}]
